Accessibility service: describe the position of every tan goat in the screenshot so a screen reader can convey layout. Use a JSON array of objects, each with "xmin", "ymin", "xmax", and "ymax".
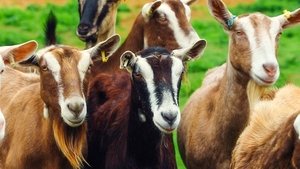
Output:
[
  {"xmin": 177, "ymin": 0, "xmax": 300, "ymax": 168},
  {"xmin": 0, "ymin": 28, "xmax": 120, "ymax": 169},
  {"xmin": 0, "ymin": 40, "xmax": 38, "ymax": 141},
  {"xmin": 231, "ymin": 84, "xmax": 300, "ymax": 169}
]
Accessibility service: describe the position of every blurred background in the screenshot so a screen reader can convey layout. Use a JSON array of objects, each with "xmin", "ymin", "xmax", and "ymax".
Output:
[{"xmin": 0, "ymin": 0, "xmax": 299, "ymax": 168}]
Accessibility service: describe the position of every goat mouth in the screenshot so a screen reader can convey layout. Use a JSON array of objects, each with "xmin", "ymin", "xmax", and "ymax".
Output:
[
  {"xmin": 153, "ymin": 120, "xmax": 176, "ymax": 134},
  {"xmin": 63, "ymin": 118, "xmax": 85, "ymax": 128},
  {"xmin": 254, "ymin": 74, "xmax": 276, "ymax": 86}
]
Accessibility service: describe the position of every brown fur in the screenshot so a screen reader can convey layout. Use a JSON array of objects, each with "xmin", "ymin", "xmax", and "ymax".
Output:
[{"xmin": 232, "ymin": 85, "xmax": 300, "ymax": 169}]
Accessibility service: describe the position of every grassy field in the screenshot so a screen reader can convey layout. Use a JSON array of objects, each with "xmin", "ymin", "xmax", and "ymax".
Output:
[{"xmin": 0, "ymin": 0, "xmax": 300, "ymax": 168}]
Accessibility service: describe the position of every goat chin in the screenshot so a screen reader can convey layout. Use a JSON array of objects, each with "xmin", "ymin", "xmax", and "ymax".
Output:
[{"xmin": 246, "ymin": 80, "xmax": 277, "ymax": 113}]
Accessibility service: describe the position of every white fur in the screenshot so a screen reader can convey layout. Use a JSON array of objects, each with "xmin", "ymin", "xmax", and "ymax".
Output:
[
  {"xmin": 294, "ymin": 114, "xmax": 300, "ymax": 139},
  {"xmin": 43, "ymin": 104, "xmax": 49, "ymax": 119},
  {"xmin": 0, "ymin": 109, "xmax": 5, "ymax": 140},
  {"xmin": 0, "ymin": 55, "xmax": 4, "ymax": 74},
  {"xmin": 238, "ymin": 15, "xmax": 280, "ymax": 86}
]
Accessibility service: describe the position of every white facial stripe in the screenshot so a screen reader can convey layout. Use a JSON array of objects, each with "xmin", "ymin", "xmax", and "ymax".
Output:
[
  {"xmin": 183, "ymin": 2, "xmax": 191, "ymax": 21},
  {"xmin": 156, "ymin": 3, "xmax": 200, "ymax": 48},
  {"xmin": 171, "ymin": 57, "xmax": 184, "ymax": 103},
  {"xmin": 135, "ymin": 56, "xmax": 157, "ymax": 112},
  {"xmin": 43, "ymin": 52, "xmax": 61, "ymax": 82},
  {"xmin": 78, "ymin": 52, "xmax": 91, "ymax": 82},
  {"xmin": 239, "ymin": 15, "xmax": 279, "ymax": 84},
  {"xmin": 94, "ymin": 0, "xmax": 106, "ymax": 25},
  {"xmin": 0, "ymin": 56, "xmax": 4, "ymax": 73}
]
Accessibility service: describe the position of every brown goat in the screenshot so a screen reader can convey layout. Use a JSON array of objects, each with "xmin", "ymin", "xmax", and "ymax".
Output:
[
  {"xmin": 177, "ymin": 0, "xmax": 300, "ymax": 168},
  {"xmin": 85, "ymin": 40, "xmax": 206, "ymax": 169},
  {"xmin": 90, "ymin": 0, "xmax": 201, "ymax": 75},
  {"xmin": 0, "ymin": 40, "xmax": 38, "ymax": 141},
  {"xmin": 0, "ymin": 13, "xmax": 120, "ymax": 169},
  {"xmin": 231, "ymin": 84, "xmax": 300, "ymax": 169}
]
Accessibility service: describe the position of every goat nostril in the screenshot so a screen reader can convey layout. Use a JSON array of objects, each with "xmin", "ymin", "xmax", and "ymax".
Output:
[
  {"xmin": 161, "ymin": 112, "xmax": 177, "ymax": 125},
  {"xmin": 263, "ymin": 64, "xmax": 277, "ymax": 77},
  {"xmin": 67, "ymin": 102, "xmax": 84, "ymax": 115},
  {"xmin": 77, "ymin": 24, "xmax": 90, "ymax": 35}
]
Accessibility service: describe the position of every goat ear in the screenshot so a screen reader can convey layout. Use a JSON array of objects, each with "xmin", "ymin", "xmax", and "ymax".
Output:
[
  {"xmin": 172, "ymin": 39, "xmax": 207, "ymax": 61},
  {"xmin": 0, "ymin": 40, "xmax": 38, "ymax": 64},
  {"xmin": 84, "ymin": 34, "xmax": 120, "ymax": 61},
  {"xmin": 181, "ymin": 0, "xmax": 197, "ymax": 6},
  {"xmin": 279, "ymin": 8, "xmax": 300, "ymax": 29},
  {"xmin": 208, "ymin": 0, "xmax": 236, "ymax": 30},
  {"xmin": 120, "ymin": 51, "xmax": 137, "ymax": 72},
  {"xmin": 142, "ymin": 0, "xmax": 162, "ymax": 19}
]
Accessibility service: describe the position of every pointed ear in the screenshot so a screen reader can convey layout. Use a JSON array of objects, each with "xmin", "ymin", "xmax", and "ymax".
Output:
[
  {"xmin": 171, "ymin": 39, "xmax": 207, "ymax": 61},
  {"xmin": 142, "ymin": 0, "xmax": 162, "ymax": 19},
  {"xmin": 120, "ymin": 51, "xmax": 137, "ymax": 72},
  {"xmin": 208, "ymin": 0, "xmax": 235, "ymax": 30},
  {"xmin": 84, "ymin": 34, "xmax": 120, "ymax": 61},
  {"xmin": 181, "ymin": 0, "xmax": 197, "ymax": 6},
  {"xmin": 0, "ymin": 40, "xmax": 38, "ymax": 64},
  {"xmin": 280, "ymin": 8, "xmax": 300, "ymax": 29}
]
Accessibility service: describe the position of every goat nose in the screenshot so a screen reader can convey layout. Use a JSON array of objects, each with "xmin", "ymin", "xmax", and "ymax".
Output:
[
  {"xmin": 77, "ymin": 24, "xmax": 90, "ymax": 35},
  {"xmin": 161, "ymin": 112, "xmax": 178, "ymax": 126},
  {"xmin": 67, "ymin": 100, "xmax": 85, "ymax": 116},
  {"xmin": 263, "ymin": 63, "xmax": 277, "ymax": 77}
]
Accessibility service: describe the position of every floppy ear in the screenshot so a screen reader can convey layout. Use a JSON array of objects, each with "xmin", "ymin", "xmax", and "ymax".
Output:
[
  {"xmin": 171, "ymin": 39, "xmax": 207, "ymax": 61},
  {"xmin": 0, "ymin": 40, "xmax": 38, "ymax": 64},
  {"xmin": 84, "ymin": 34, "xmax": 120, "ymax": 62},
  {"xmin": 208, "ymin": 0, "xmax": 236, "ymax": 30},
  {"xmin": 181, "ymin": 0, "xmax": 197, "ymax": 6},
  {"xmin": 142, "ymin": 0, "xmax": 162, "ymax": 20},
  {"xmin": 280, "ymin": 8, "xmax": 300, "ymax": 28},
  {"xmin": 120, "ymin": 51, "xmax": 137, "ymax": 72}
]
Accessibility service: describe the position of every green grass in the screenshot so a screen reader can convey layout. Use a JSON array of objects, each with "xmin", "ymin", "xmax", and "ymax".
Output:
[{"xmin": 0, "ymin": 0, "xmax": 300, "ymax": 169}]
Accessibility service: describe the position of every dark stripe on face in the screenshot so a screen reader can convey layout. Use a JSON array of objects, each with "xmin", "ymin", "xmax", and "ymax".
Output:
[
  {"xmin": 95, "ymin": 3, "xmax": 110, "ymax": 28},
  {"xmin": 146, "ymin": 54, "xmax": 177, "ymax": 108}
]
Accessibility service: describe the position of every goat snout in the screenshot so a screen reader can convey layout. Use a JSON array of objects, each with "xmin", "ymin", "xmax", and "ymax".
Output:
[
  {"xmin": 263, "ymin": 63, "xmax": 277, "ymax": 77},
  {"xmin": 66, "ymin": 97, "xmax": 85, "ymax": 117},
  {"xmin": 77, "ymin": 23, "xmax": 91, "ymax": 36},
  {"xmin": 161, "ymin": 111, "xmax": 178, "ymax": 126}
]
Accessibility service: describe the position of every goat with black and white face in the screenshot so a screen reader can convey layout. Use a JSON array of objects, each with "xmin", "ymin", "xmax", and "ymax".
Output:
[{"xmin": 121, "ymin": 48, "xmax": 185, "ymax": 132}]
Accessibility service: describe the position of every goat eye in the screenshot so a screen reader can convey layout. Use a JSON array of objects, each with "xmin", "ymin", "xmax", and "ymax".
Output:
[
  {"xmin": 41, "ymin": 64, "xmax": 48, "ymax": 71},
  {"xmin": 235, "ymin": 30, "xmax": 245, "ymax": 36},
  {"xmin": 157, "ymin": 14, "xmax": 168, "ymax": 24}
]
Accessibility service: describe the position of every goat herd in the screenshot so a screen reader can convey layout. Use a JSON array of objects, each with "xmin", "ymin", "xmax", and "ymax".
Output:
[{"xmin": 0, "ymin": 0, "xmax": 299, "ymax": 168}]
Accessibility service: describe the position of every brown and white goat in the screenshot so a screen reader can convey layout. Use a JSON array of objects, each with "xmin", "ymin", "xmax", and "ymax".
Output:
[
  {"xmin": 90, "ymin": 0, "xmax": 201, "ymax": 75},
  {"xmin": 77, "ymin": 0, "xmax": 121, "ymax": 48},
  {"xmin": 84, "ymin": 40, "xmax": 206, "ymax": 169},
  {"xmin": 0, "ymin": 40, "xmax": 38, "ymax": 141},
  {"xmin": 0, "ymin": 14, "xmax": 120, "ymax": 168},
  {"xmin": 231, "ymin": 84, "xmax": 300, "ymax": 169},
  {"xmin": 177, "ymin": 0, "xmax": 300, "ymax": 168}
]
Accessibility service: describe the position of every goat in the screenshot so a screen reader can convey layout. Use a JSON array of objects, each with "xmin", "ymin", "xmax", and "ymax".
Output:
[
  {"xmin": 177, "ymin": 0, "xmax": 300, "ymax": 168},
  {"xmin": 84, "ymin": 39, "xmax": 206, "ymax": 169},
  {"xmin": 0, "ymin": 13, "xmax": 120, "ymax": 169},
  {"xmin": 231, "ymin": 84, "xmax": 300, "ymax": 169},
  {"xmin": 77, "ymin": 0, "xmax": 121, "ymax": 48},
  {"xmin": 0, "ymin": 40, "xmax": 38, "ymax": 141},
  {"xmin": 89, "ymin": 0, "xmax": 201, "ymax": 75}
]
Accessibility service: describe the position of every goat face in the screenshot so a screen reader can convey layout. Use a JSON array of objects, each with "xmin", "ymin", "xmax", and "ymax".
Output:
[
  {"xmin": 142, "ymin": 0, "xmax": 200, "ymax": 50},
  {"xmin": 20, "ymin": 35, "xmax": 120, "ymax": 127},
  {"xmin": 77, "ymin": 0, "xmax": 119, "ymax": 41},
  {"xmin": 121, "ymin": 40, "xmax": 207, "ymax": 133},
  {"xmin": 208, "ymin": 0, "xmax": 300, "ymax": 86}
]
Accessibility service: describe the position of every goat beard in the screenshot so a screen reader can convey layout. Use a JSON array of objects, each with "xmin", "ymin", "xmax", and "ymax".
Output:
[{"xmin": 53, "ymin": 119, "xmax": 88, "ymax": 169}]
